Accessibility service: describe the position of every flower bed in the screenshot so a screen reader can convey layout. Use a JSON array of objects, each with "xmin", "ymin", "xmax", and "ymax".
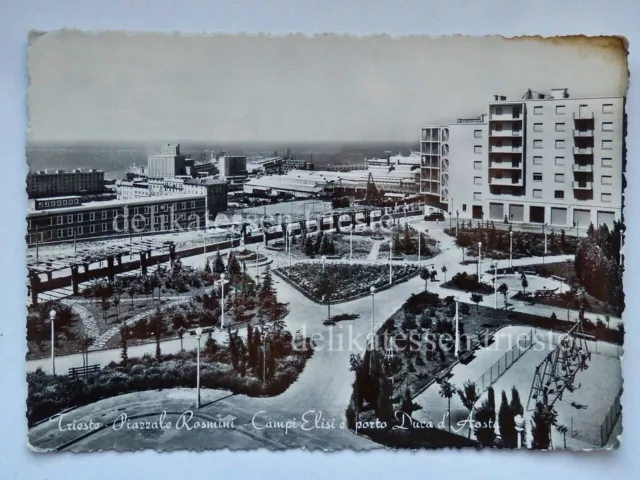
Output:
[{"xmin": 277, "ymin": 263, "xmax": 420, "ymax": 303}]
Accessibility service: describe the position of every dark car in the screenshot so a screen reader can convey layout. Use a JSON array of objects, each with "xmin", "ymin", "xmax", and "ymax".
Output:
[{"xmin": 424, "ymin": 212, "xmax": 445, "ymax": 221}]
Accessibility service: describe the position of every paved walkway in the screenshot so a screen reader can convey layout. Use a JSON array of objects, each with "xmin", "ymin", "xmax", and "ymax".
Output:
[{"xmin": 367, "ymin": 240, "xmax": 383, "ymax": 261}]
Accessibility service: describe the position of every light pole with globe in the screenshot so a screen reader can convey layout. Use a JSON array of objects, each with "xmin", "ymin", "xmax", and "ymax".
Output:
[
  {"xmin": 515, "ymin": 414, "xmax": 525, "ymax": 448},
  {"xmin": 49, "ymin": 309, "xmax": 56, "ymax": 375},
  {"xmin": 509, "ymin": 230, "xmax": 513, "ymax": 269},
  {"xmin": 370, "ymin": 286, "xmax": 376, "ymax": 340},
  {"xmin": 477, "ymin": 241, "xmax": 483, "ymax": 279},
  {"xmin": 216, "ymin": 273, "xmax": 228, "ymax": 328},
  {"xmin": 195, "ymin": 326, "xmax": 203, "ymax": 408},
  {"xmin": 492, "ymin": 260, "xmax": 499, "ymax": 309}
]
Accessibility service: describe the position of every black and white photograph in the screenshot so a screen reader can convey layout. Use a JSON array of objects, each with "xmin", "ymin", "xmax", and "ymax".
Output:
[{"xmin": 24, "ymin": 32, "xmax": 627, "ymax": 452}]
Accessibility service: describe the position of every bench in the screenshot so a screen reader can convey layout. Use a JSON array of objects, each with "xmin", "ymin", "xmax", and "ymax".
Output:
[{"xmin": 68, "ymin": 364, "xmax": 100, "ymax": 378}]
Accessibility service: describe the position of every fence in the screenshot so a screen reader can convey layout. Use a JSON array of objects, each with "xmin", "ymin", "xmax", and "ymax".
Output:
[
  {"xmin": 600, "ymin": 388, "xmax": 623, "ymax": 446},
  {"xmin": 474, "ymin": 329, "xmax": 534, "ymax": 394}
]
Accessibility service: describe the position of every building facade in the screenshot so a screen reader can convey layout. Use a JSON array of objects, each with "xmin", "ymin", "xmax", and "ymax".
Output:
[
  {"xmin": 421, "ymin": 88, "xmax": 625, "ymax": 229},
  {"xmin": 27, "ymin": 194, "xmax": 207, "ymax": 246},
  {"xmin": 147, "ymin": 144, "xmax": 189, "ymax": 179},
  {"xmin": 26, "ymin": 169, "xmax": 105, "ymax": 199}
]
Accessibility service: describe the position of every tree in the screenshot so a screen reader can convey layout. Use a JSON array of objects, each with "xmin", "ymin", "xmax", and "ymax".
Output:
[
  {"xmin": 120, "ymin": 325, "xmax": 129, "ymax": 368},
  {"xmin": 441, "ymin": 266, "xmax": 448, "ymax": 283},
  {"xmin": 470, "ymin": 293, "xmax": 484, "ymax": 313},
  {"xmin": 474, "ymin": 399, "xmax": 496, "ymax": 447},
  {"xmin": 510, "ymin": 386, "xmax": 524, "ymax": 416},
  {"xmin": 152, "ymin": 309, "xmax": 163, "ymax": 361},
  {"xmin": 498, "ymin": 390, "xmax": 517, "ymax": 448},
  {"xmin": 400, "ymin": 387, "xmax": 421, "ymax": 419},
  {"xmin": 521, "ymin": 278, "xmax": 529, "ymax": 295},
  {"xmin": 439, "ymin": 379, "xmax": 455, "ymax": 433},
  {"xmin": 458, "ymin": 381, "xmax": 479, "ymax": 438},
  {"xmin": 227, "ymin": 252, "xmax": 242, "ymax": 275},
  {"xmin": 487, "ymin": 386, "xmax": 496, "ymax": 426},
  {"xmin": 128, "ymin": 285, "xmax": 136, "ymax": 309},
  {"xmin": 556, "ymin": 424, "xmax": 568, "ymax": 449},
  {"xmin": 316, "ymin": 276, "xmax": 337, "ymax": 323},
  {"xmin": 420, "ymin": 268, "xmax": 430, "ymax": 292},
  {"xmin": 530, "ymin": 401, "xmax": 557, "ymax": 449},
  {"xmin": 212, "ymin": 250, "xmax": 225, "ymax": 274},
  {"xmin": 498, "ymin": 283, "xmax": 509, "ymax": 310},
  {"xmin": 204, "ymin": 259, "xmax": 212, "ymax": 274}
]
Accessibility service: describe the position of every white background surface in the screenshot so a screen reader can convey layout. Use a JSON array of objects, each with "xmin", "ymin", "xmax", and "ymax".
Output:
[{"xmin": 0, "ymin": 1, "xmax": 638, "ymax": 478}]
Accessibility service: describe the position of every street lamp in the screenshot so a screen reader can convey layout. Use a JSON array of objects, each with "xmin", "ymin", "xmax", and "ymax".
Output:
[
  {"xmin": 477, "ymin": 242, "xmax": 483, "ymax": 279},
  {"xmin": 288, "ymin": 233, "xmax": 292, "ymax": 267},
  {"xmin": 370, "ymin": 286, "xmax": 376, "ymax": 341},
  {"xmin": 455, "ymin": 210, "xmax": 459, "ymax": 237},
  {"xmin": 219, "ymin": 273, "xmax": 227, "ymax": 328},
  {"xmin": 49, "ymin": 309, "xmax": 56, "ymax": 375},
  {"xmin": 543, "ymin": 223, "xmax": 548, "ymax": 255},
  {"xmin": 389, "ymin": 240, "xmax": 394, "ymax": 285},
  {"xmin": 350, "ymin": 224, "xmax": 354, "ymax": 261},
  {"xmin": 195, "ymin": 327, "xmax": 203, "ymax": 408},
  {"xmin": 509, "ymin": 231, "xmax": 513, "ymax": 269},
  {"xmin": 418, "ymin": 230, "xmax": 421, "ymax": 264},
  {"xmin": 322, "ymin": 255, "xmax": 326, "ymax": 272},
  {"xmin": 454, "ymin": 297, "xmax": 460, "ymax": 358},
  {"xmin": 515, "ymin": 414, "xmax": 525, "ymax": 448},
  {"xmin": 492, "ymin": 260, "xmax": 498, "ymax": 309},
  {"xmin": 449, "ymin": 211, "xmax": 452, "ymax": 229}
]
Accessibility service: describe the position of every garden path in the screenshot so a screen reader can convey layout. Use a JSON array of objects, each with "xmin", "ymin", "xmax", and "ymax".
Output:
[{"xmin": 367, "ymin": 239, "xmax": 383, "ymax": 261}]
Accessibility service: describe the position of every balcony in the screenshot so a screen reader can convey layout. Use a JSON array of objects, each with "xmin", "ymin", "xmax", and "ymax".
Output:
[
  {"xmin": 489, "ymin": 162, "xmax": 522, "ymax": 170},
  {"xmin": 489, "ymin": 130, "xmax": 523, "ymax": 137},
  {"xmin": 489, "ymin": 177, "xmax": 523, "ymax": 187},
  {"xmin": 573, "ymin": 147, "xmax": 594, "ymax": 155},
  {"xmin": 573, "ymin": 129, "xmax": 594, "ymax": 137},
  {"xmin": 490, "ymin": 145, "xmax": 523, "ymax": 154},
  {"xmin": 572, "ymin": 181, "xmax": 593, "ymax": 190},
  {"xmin": 489, "ymin": 113, "xmax": 523, "ymax": 121},
  {"xmin": 572, "ymin": 164, "xmax": 594, "ymax": 173}
]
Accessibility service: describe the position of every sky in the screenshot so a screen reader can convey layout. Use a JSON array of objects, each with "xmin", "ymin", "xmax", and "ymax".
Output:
[{"xmin": 27, "ymin": 32, "xmax": 628, "ymax": 144}]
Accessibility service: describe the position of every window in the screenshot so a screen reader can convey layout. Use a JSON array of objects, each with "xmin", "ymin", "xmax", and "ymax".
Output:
[
  {"xmin": 57, "ymin": 229, "xmax": 63, "ymax": 238},
  {"xmin": 67, "ymin": 215, "xmax": 73, "ymax": 223},
  {"xmin": 533, "ymin": 189, "xmax": 543, "ymax": 199},
  {"xmin": 534, "ymin": 106, "xmax": 543, "ymax": 115},
  {"xmin": 90, "ymin": 212, "xmax": 95, "ymax": 221},
  {"xmin": 77, "ymin": 227, "xmax": 83, "ymax": 235},
  {"xmin": 473, "ymin": 161, "xmax": 482, "ymax": 170},
  {"xmin": 102, "ymin": 223, "xmax": 108, "ymax": 232},
  {"xmin": 601, "ymin": 158, "xmax": 613, "ymax": 168},
  {"xmin": 555, "ymin": 190, "xmax": 565, "ymax": 199},
  {"xmin": 495, "ymin": 123, "xmax": 503, "ymax": 131},
  {"xmin": 601, "ymin": 175, "xmax": 612, "ymax": 185},
  {"xmin": 102, "ymin": 211, "xmax": 107, "ymax": 220},
  {"xmin": 555, "ymin": 105, "xmax": 566, "ymax": 115},
  {"xmin": 602, "ymin": 103, "xmax": 614, "ymax": 114},
  {"xmin": 67, "ymin": 228, "xmax": 73, "ymax": 237},
  {"xmin": 555, "ymin": 123, "xmax": 565, "ymax": 132},
  {"xmin": 555, "ymin": 157, "xmax": 565, "ymax": 166},
  {"xmin": 533, "ymin": 173, "xmax": 543, "ymax": 181},
  {"xmin": 56, "ymin": 200, "xmax": 61, "ymax": 207},
  {"xmin": 533, "ymin": 156, "xmax": 543, "ymax": 165},
  {"xmin": 474, "ymin": 130, "xmax": 482, "ymax": 138},
  {"xmin": 533, "ymin": 123, "xmax": 543, "ymax": 132},
  {"xmin": 602, "ymin": 122, "xmax": 613, "ymax": 132},
  {"xmin": 181, "ymin": 202, "xmax": 186, "ymax": 209},
  {"xmin": 601, "ymin": 193, "xmax": 612, "ymax": 203},
  {"xmin": 495, "ymin": 107, "xmax": 503, "ymax": 115},
  {"xmin": 473, "ymin": 193, "xmax": 482, "ymax": 201},
  {"xmin": 462, "ymin": 204, "xmax": 467, "ymax": 212},
  {"xmin": 473, "ymin": 177, "xmax": 482, "ymax": 185},
  {"xmin": 62, "ymin": 200, "xmax": 68, "ymax": 206},
  {"xmin": 533, "ymin": 140, "xmax": 543, "ymax": 149},
  {"xmin": 43, "ymin": 201, "xmax": 49, "ymax": 208},
  {"xmin": 77, "ymin": 214, "xmax": 83, "ymax": 222},
  {"xmin": 57, "ymin": 216, "xmax": 63, "ymax": 225},
  {"xmin": 602, "ymin": 140, "xmax": 613, "ymax": 150},
  {"xmin": 145, "ymin": 206, "xmax": 150, "ymax": 214},
  {"xmin": 474, "ymin": 146, "xmax": 482, "ymax": 154},
  {"xmin": 555, "ymin": 140, "xmax": 565, "ymax": 149},
  {"xmin": 555, "ymin": 173, "xmax": 565, "ymax": 183},
  {"xmin": 191, "ymin": 201, "xmax": 196, "ymax": 208},
  {"xmin": 90, "ymin": 225, "xmax": 95, "ymax": 234}
]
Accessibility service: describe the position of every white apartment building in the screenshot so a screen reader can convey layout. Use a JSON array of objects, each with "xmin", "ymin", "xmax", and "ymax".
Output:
[
  {"xmin": 148, "ymin": 143, "xmax": 188, "ymax": 179},
  {"xmin": 420, "ymin": 88, "xmax": 625, "ymax": 229}
]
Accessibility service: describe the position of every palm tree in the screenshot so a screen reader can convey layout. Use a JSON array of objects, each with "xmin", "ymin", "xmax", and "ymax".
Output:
[
  {"xmin": 470, "ymin": 293, "xmax": 484, "ymax": 313},
  {"xmin": 439, "ymin": 379, "xmax": 455, "ymax": 432},
  {"xmin": 420, "ymin": 268, "xmax": 430, "ymax": 291},
  {"xmin": 458, "ymin": 380, "xmax": 479, "ymax": 438},
  {"xmin": 498, "ymin": 283, "xmax": 509, "ymax": 310},
  {"xmin": 556, "ymin": 424, "xmax": 568, "ymax": 449},
  {"xmin": 441, "ymin": 266, "xmax": 448, "ymax": 283}
]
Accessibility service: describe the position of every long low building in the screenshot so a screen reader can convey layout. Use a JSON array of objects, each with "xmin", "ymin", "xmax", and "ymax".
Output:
[{"xmin": 26, "ymin": 194, "xmax": 207, "ymax": 246}]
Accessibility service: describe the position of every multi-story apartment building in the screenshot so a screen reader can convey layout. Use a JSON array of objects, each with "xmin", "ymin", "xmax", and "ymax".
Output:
[
  {"xmin": 420, "ymin": 88, "xmax": 625, "ymax": 229},
  {"xmin": 26, "ymin": 169, "xmax": 105, "ymax": 199},
  {"xmin": 26, "ymin": 194, "xmax": 207, "ymax": 246},
  {"xmin": 147, "ymin": 143, "xmax": 189, "ymax": 179}
]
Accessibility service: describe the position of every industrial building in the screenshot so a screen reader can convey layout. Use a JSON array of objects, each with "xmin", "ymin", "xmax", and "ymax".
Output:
[
  {"xmin": 420, "ymin": 88, "xmax": 625, "ymax": 228},
  {"xmin": 26, "ymin": 194, "xmax": 207, "ymax": 246},
  {"xmin": 147, "ymin": 143, "xmax": 193, "ymax": 179},
  {"xmin": 218, "ymin": 155, "xmax": 249, "ymax": 191},
  {"xmin": 26, "ymin": 169, "xmax": 106, "ymax": 199}
]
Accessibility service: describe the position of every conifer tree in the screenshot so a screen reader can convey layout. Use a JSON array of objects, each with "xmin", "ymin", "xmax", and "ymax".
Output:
[
  {"xmin": 120, "ymin": 324, "xmax": 128, "ymax": 368},
  {"xmin": 499, "ymin": 390, "xmax": 517, "ymax": 448},
  {"xmin": 530, "ymin": 401, "xmax": 557, "ymax": 449},
  {"xmin": 213, "ymin": 249, "xmax": 225, "ymax": 274}
]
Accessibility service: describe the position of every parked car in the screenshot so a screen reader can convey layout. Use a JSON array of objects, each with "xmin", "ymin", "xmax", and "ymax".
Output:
[{"xmin": 424, "ymin": 212, "xmax": 445, "ymax": 221}]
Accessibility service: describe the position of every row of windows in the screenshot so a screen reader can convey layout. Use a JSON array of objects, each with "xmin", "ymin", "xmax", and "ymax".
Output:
[
  {"xmin": 533, "ymin": 104, "xmax": 615, "ymax": 115},
  {"xmin": 52, "ymin": 201, "xmax": 200, "ymax": 224},
  {"xmin": 533, "ymin": 122, "xmax": 614, "ymax": 132},
  {"xmin": 533, "ymin": 139, "xmax": 613, "ymax": 150},
  {"xmin": 531, "ymin": 173, "xmax": 613, "ymax": 184},
  {"xmin": 529, "ymin": 189, "xmax": 613, "ymax": 203},
  {"xmin": 532, "ymin": 157, "xmax": 614, "ymax": 168}
]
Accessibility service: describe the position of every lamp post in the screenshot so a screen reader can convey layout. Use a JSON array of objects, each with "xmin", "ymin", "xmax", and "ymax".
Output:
[
  {"xmin": 418, "ymin": 231, "xmax": 421, "ymax": 265},
  {"xmin": 219, "ymin": 273, "xmax": 227, "ymax": 328},
  {"xmin": 509, "ymin": 231, "xmax": 513, "ymax": 269},
  {"xmin": 492, "ymin": 260, "xmax": 498, "ymax": 309},
  {"xmin": 255, "ymin": 244, "xmax": 260, "ymax": 278},
  {"xmin": 288, "ymin": 233, "xmax": 292, "ymax": 267},
  {"xmin": 456, "ymin": 210, "xmax": 459, "ymax": 238},
  {"xmin": 449, "ymin": 211, "xmax": 452, "ymax": 229},
  {"xmin": 543, "ymin": 223, "xmax": 548, "ymax": 255},
  {"xmin": 370, "ymin": 286, "xmax": 376, "ymax": 340},
  {"xmin": 322, "ymin": 255, "xmax": 326, "ymax": 272},
  {"xmin": 389, "ymin": 240, "xmax": 393, "ymax": 285},
  {"xmin": 454, "ymin": 297, "xmax": 460, "ymax": 358},
  {"xmin": 477, "ymin": 242, "xmax": 482, "ymax": 279},
  {"xmin": 350, "ymin": 224, "xmax": 354, "ymax": 261},
  {"xmin": 515, "ymin": 414, "xmax": 525, "ymax": 448},
  {"xmin": 195, "ymin": 327, "xmax": 203, "ymax": 408},
  {"xmin": 49, "ymin": 309, "xmax": 56, "ymax": 375}
]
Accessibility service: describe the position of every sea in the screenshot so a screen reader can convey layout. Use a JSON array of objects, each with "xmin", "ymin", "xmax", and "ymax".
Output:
[{"xmin": 26, "ymin": 141, "xmax": 418, "ymax": 180}]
